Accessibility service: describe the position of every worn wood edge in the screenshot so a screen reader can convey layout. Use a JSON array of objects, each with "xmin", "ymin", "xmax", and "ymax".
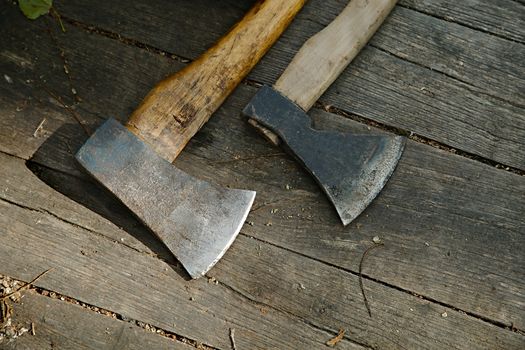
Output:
[{"xmin": 4, "ymin": 291, "xmax": 194, "ymax": 349}]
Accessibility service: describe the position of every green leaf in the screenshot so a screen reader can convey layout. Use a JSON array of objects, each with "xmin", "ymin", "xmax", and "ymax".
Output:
[{"xmin": 19, "ymin": 0, "xmax": 53, "ymax": 20}]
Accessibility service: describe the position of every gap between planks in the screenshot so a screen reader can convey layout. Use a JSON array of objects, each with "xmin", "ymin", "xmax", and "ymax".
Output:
[
  {"xmin": 397, "ymin": 3, "xmax": 525, "ymax": 45},
  {"xmin": 52, "ymin": 13, "xmax": 525, "ymax": 176},
  {"xmin": 312, "ymin": 102, "xmax": 525, "ymax": 177},
  {"xmin": 369, "ymin": 43, "xmax": 525, "ymax": 110},
  {"xmin": 0, "ymin": 273, "xmax": 217, "ymax": 350},
  {"xmin": 240, "ymin": 232, "xmax": 525, "ymax": 335}
]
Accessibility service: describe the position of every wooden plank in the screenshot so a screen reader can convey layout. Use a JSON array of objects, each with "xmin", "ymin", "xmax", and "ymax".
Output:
[
  {"xmin": 51, "ymin": 0, "xmax": 525, "ymax": 168},
  {"xmin": 21, "ymin": 89, "xmax": 525, "ymax": 330},
  {"xmin": 371, "ymin": 6, "xmax": 525, "ymax": 107},
  {"xmin": 0, "ymin": 153, "xmax": 523, "ymax": 349},
  {"xmin": 212, "ymin": 235, "xmax": 525, "ymax": 350},
  {"xmin": 3, "ymin": 291, "xmax": 194, "ymax": 349},
  {"xmin": 0, "ymin": 5, "xmax": 524, "ymax": 331},
  {"xmin": 400, "ymin": 0, "xmax": 525, "ymax": 43}
]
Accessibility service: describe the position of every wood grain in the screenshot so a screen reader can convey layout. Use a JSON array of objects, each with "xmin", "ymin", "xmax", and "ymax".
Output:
[
  {"xmin": 53, "ymin": 0, "xmax": 525, "ymax": 169},
  {"xmin": 400, "ymin": 0, "xmax": 525, "ymax": 43},
  {"xmin": 4, "ymin": 291, "xmax": 193, "ymax": 349},
  {"xmin": 126, "ymin": 0, "xmax": 305, "ymax": 162},
  {"xmin": 0, "ymin": 161, "xmax": 363, "ymax": 350},
  {"xmin": 0, "ymin": 3, "xmax": 524, "ymax": 348},
  {"xmin": 274, "ymin": 0, "xmax": 398, "ymax": 111},
  {"xmin": 0, "ymin": 5, "xmax": 524, "ymax": 327},
  {"xmin": 370, "ymin": 6, "xmax": 525, "ymax": 107},
  {"xmin": 0, "ymin": 152, "xmax": 523, "ymax": 349}
]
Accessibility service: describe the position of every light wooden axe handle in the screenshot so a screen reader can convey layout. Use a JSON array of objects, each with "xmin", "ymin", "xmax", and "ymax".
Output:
[
  {"xmin": 126, "ymin": 0, "xmax": 306, "ymax": 162},
  {"xmin": 249, "ymin": 0, "xmax": 397, "ymax": 145}
]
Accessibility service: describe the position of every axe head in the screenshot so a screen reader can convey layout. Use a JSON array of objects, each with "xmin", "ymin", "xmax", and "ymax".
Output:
[
  {"xmin": 76, "ymin": 118, "xmax": 255, "ymax": 278},
  {"xmin": 243, "ymin": 86, "xmax": 405, "ymax": 226}
]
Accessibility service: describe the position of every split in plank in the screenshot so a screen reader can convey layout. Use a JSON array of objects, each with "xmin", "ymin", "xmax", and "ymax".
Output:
[{"xmin": 2, "ymin": 290, "xmax": 195, "ymax": 350}]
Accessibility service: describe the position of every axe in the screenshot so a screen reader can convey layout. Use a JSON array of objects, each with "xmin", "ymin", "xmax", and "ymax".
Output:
[
  {"xmin": 75, "ymin": 0, "xmax": 306, "ymax": 278},
  {"xmin": 243, "ymin": 0, "xmax": 405, "ymax": 226}
]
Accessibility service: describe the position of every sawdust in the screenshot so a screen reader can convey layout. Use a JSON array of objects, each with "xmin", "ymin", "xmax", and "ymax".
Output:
[{"xmin": 0, "ymin": 274, "xmax": 35, "ymax": 344}]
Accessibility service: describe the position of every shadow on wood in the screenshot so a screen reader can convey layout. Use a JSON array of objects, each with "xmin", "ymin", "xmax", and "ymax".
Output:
[{"xmin": 27, "ymin": 122, "xmax": 190, "ymax": 280}]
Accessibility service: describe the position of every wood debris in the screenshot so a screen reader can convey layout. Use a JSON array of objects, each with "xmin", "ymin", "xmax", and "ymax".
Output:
[
  {"xmin": 33, "ymin": 118, "xmax": 46, "ymax": 137},
  {"xmin": 326, "ymin": 328, "xmax": 345, "ymax": 347},
  {"xmin": 229, "ymin": 328, "xmax": 237, "ymax": 350},
  {"xmin": 1, "ymin": 269, "xmax": 52, "ymax": 302},
  {"xmin": 0, "ymin": 272, "xmax": 49, "ymax": 343},
  {"xmin": 359, "ymin": 243, "xmax": 384, "ymax": 317}
]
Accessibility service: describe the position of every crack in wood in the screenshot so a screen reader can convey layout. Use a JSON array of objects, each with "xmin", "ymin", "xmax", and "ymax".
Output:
[
  {"xmin": 398, "ymin": 3, "xmax": 525, "ymax": 45},
  {"xmin": 59, "ymin": 16, "xmax": 192, "ymax": 64},
  {"xmin": 369, "ymin": 44, "xmax": 525, "ymax": 110},
  {"xmin": 2, "ymin": 276, "xmax": 217, "ymax": 350},
  {"xmin": 239, "ymin": 232, "xmax": 525, "ymax": 334},
  {"xmin": 317, "ymin": 103, "xmax": 525, "ymax": 176}
]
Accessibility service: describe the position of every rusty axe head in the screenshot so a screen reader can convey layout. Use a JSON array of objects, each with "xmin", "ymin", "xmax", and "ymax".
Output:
[
  {"xmin": 76, "ymin": 119, "xmax": 255, "ymax": 278},
  {"xmin": 243, "ymin": 86, "xmax": 404, "ymax": 225},
  {"xmin": 243, "ymin": 0, "xmax": 403, "ymax": 225},
  {"xmin": 73, "ymin": 1, "xmax": 306, "ymax": 278}
]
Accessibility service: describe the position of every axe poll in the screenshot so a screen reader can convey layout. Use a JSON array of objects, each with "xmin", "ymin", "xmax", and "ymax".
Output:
[
  {"xmin": 76, "ymin": 0, "xmax": 306, "ymax": 278},
  {"xmin": 243, "ymin": 0, "xmax": 405, "ymax": 226}
]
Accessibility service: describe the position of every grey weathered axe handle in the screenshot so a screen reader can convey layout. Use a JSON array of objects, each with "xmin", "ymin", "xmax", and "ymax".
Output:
[{"xmin": 249, "ymin": 0, "xmax": 398, "ymax": 145}]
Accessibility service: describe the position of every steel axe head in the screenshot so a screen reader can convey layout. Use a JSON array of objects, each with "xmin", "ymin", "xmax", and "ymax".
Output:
[
  {"xmin": 243, "ymin": 85, "xmax": 405, "ymax": 225},
  {"xmin": 76, "ymin": 119, "xmax": 255, "ymax": 278}
]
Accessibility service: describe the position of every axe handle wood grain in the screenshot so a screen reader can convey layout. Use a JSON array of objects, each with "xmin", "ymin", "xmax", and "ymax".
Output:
[
  {"xmin": 249, "ymin": 0, "xmax": 398, "ymax": 146},
  {"xmin": 126, "ymin": 0, "xmax": 306, "ymax": 162}
]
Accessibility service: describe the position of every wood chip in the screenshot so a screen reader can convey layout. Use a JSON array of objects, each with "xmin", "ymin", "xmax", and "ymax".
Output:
[
  {"xmin": 229, "ymin": 328, "xmax": 237, "ymax": 350},
  {"xmin": 31, "ymin": 322, "xmax": 35, "ymax": 336},
  {"xmin": 33, "ymin": 118, "xmax": 46, "ymax": 137},
  {"xmin": 326, "ymin": 328, "xmax": 345, "ymax": 347}
]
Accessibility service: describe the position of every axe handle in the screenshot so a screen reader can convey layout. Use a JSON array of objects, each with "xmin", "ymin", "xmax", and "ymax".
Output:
[
  {"xmin": 249, "ymin": 0, "xmax": 397, "ymax": 146},
  {"xmin": 275, "ymin": 0, "xmax": 397, "ymax": 111},
  {"xmin": 126, "ymin": 0, "xmax": 306, "ymax": 162}
]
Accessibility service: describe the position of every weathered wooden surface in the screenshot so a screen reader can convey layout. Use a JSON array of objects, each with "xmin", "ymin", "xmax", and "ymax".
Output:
[
  {"xmin": 0, "ymin": 152, "xmax": 523, "ymax": 349},
  {"xmin": 401, "ymin": 0, "xmax": 525, "ymax": 42},
  {"xmin": 0, "ymin": 0, "xmax": 524, "ymax": 349},
  {"xmin": 53, "ymin": 0, "xmax": 525, "ymax": 169},
  {"xmin": 3, "ymin": 292, "xmax": 193, "ymax": 350}
]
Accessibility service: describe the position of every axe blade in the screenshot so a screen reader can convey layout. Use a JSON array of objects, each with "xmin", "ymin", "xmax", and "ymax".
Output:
[
  {"xmin": 76, "ymin": 119, "xmax": 255, "ymax": 278},
  {"xmin": 243, "ymin": 86, "xmax": 404, "ymax": 225}
]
